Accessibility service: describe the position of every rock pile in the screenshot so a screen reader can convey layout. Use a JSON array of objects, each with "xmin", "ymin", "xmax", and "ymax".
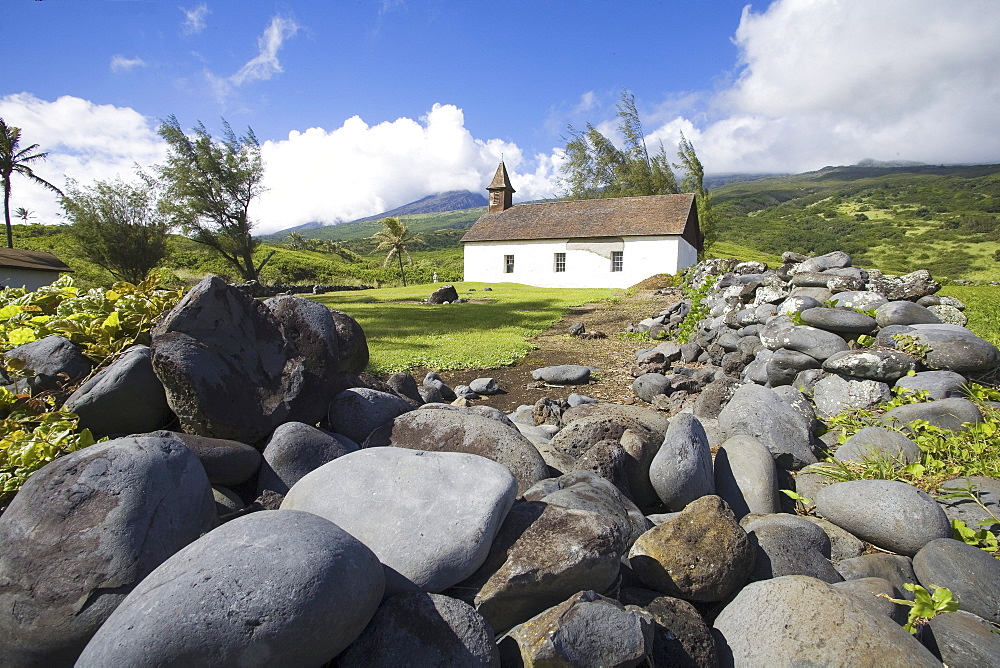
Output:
[{"xmin": 2, "ymin": 261, "xmax": 999, "ymax": 667}]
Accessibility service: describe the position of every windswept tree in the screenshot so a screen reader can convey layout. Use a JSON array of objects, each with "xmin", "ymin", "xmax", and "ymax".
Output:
[
  {"xmin": 14, "ymin": 207, "xmax": 33, "ymax": 223},
  {"xmin": 372, "ymin": 217, "xmax": 414, "ymax": 286},
  {"xmin": 674, "ymin": 131, "xmax": 713, "ymax": 254},
  {"xmin": 560, "ymin": 90, "xmax": 677, "ymax": 200},
  {"xmin": 0, "ymin": 118, "xmax": 63, "ymax": 248},
  {"xmin": 157, "ymin": 116, "xmax": 273, "ymax": 282},
  {"xmin": 62, "ymin": 174, "xmax": 172, "ymax": 284}
]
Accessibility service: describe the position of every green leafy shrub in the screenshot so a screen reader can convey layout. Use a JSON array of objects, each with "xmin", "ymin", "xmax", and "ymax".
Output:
[{"xmin": 883, "ymin": 583, "xmax": 959, "ymax": 634}]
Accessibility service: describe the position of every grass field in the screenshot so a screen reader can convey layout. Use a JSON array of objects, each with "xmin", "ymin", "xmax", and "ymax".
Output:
[
  {"xmin": 310, "ymin": 282, "xmax": 621, "ymax": 373},
  {"xmin": 938, "ymin": 285, "xmax": 1000, "ymax": 346}
]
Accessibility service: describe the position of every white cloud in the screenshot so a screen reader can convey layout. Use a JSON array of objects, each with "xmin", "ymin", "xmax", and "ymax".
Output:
[
  {"xmin": 255, "ymin": 103, "xmax": 561, "ymax": 234},
  {"xmin": 0, "ymin": 95, "xmax": 561, "ymax": 235},
  {"xmin": 207, "ymin": 15, "xmax": 301, "ymax": 102},
  {"xmin": 110, "ymin": 55, "xmax": 147, "ymax": 73},
  {"xmin": 0, "ymin": 93, "xmax": 166, "ymax": 224},
  {"xmin": 666, "ymin": 0, "xmax": 1000, "ymax": 173},
  {"xmin": 180, "ymin": 4, "xmax": 209, "ymax": 35}
]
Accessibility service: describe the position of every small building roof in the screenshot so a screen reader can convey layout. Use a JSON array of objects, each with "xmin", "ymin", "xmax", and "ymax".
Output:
[
  {"xmin": 0, "ymin": 247, "xmax": 74, "ymax": 273},
  {"xmin": 461, "ymin": 193, "xmax": 699, "ymax": 246}
]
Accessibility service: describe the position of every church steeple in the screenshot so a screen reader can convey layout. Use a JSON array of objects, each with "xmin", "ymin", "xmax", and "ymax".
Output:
[{"xmin": 486, "ymin": 161, "xmax": 515, "ymax": 212}]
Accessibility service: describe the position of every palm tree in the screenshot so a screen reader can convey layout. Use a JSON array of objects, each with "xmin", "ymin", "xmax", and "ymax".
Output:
[
  {"xmin": 371, "ymin": 217, "xmax": 415, "ymax": 286},
  {"xmin": 1, "ymin": 118, "xmax": 63, "ymax": 248},
  {"xmin": 14, "ymin": 207, "xmax": 33, "ymax": 223}
]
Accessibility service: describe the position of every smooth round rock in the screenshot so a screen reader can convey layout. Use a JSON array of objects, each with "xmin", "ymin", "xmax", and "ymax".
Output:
[
  {"xmin": 531, "ymin": 365, "xmax": 591, "ymax": 385},
  {"xmin": 712, "ymin": 575, "xmax": 939, "ymax": 666},
  {"xmin": 822, "ymin": 349, "xmax": 917, "ymax": 383},
  {"xmin": 800, "ymin": 307, "xmax": 877, "ymax": 334},
  {"xmin": 741, "ymin": 514, "xmax": 843, "ymax": 583},
  {"xmin": 938, "ymin": 476, "xmax": 1000, "ymax": 533},
  {"xmin": 894, "ymin": 370, "xmax": 968, "ymax": 399},
  {"xmin": 282, "ymin": 448, "xmax": 517, "ymax": 595},
  {"xmin": 799, "ymin": 516, "xmax": 866, "ymax": 563},
  {"xmin": 881, "ymin": 397, "xmax": 982, "ymax": 432},
  {"xmin": 782, "ymin": 326, "xmax": 851, "ymax": 361},
  {"xmin": 370, "ymin": 408, "xmax": 548, "ymax": 495},
  {"xmin": 883, "ymin": 323, "xmax": 1000, "ymax": 374},
  {"xmin": 875, "ymin": 301, "xmax": 942, "ymax": 327},
  {"xmin": 633, "ymin": 373, "xmax": 673, "ymax": 403},
  {"xmin": 831, "ymin": 577, "xmax": 908, "ymax": 624},
  {"xmin": 149, "ymin": 430, "xmax": 262, "ymax": 487},
  {"xmin": 913, "ymin": 537, "xmax": 1000, "ymax": 623},
  {"xmin": 926, "ymin": 610, "xmax": 1000, "ymax": 667},
  {"xmin": 815, "ymin": 480, "xmax": 952, "ymax": 556},
  {"xmin": 77, "ymin": 511, "xmax": 385, "ymax": 667},
  {"xmin": 649, "ymin": 414, "xmax": 715, "ymax": 511},
  {"xmin": 0, "ymin": 436, "xmax": 216, "ymax": 666},
  {"xmin": 337, "ymin": 593, "xmax": 499, "ymax": 667},
  {"xmin": 713, "ymin": 434, "xmax": 780, "ymax": 520},
  {"xmin": 835, "ymin": 554, "xmax": 919, "ymax": 600},
  {"xmin": 257, "ymin": 421, "xmax": 357, "ymax": 495},
  {"xmin": 834, "ymin": 426, "xmax": 922, "ymax": 465},
  {"xmin": 619, "ymin": 588, "xmax": 718, "ymax": 667},
  {"xmin": 765, "ymin": 348, "xmax": 820, "ymax": 387},
  {"xmin": 328, "ymin": 387, "xmax": 413, "ymax": 443},
  {"xmin": 927, "ymin": 303, "xmax": 968, "ymax": 326},
  {"xmin": 469, "ymin": 377, "xmax": 501, "ymax": 395}
]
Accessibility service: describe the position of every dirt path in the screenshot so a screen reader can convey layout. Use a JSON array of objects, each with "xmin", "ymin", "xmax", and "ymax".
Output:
[{"xmin": 427, "ymin": 280, "xmax": 681, "ymax": 412}]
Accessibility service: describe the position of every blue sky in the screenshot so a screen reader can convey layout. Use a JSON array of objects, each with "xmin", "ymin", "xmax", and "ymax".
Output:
[{"xmin": 2, "ymin": 0, "xmax": 999, "ymax": 234}]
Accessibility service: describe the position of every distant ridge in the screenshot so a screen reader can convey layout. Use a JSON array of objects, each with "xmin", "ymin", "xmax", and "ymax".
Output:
[{"xmin": 267, "ymin": 190, "xmax": 486, "ymax": 239}]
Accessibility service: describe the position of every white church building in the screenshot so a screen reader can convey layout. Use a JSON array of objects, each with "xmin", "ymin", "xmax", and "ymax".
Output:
[{"xmin": 461, "ymin": 162, "xmax": 702, "ymax": 289}]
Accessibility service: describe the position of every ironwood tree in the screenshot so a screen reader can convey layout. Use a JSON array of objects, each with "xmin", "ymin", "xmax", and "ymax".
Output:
[
  {"xmin": 675, "ymin": 131, "xmax": 713, "ymax": 254},
  {"xmin": 157, "ymin": 116, "xmax": 273, "ymax": 282},
  {"xmin": 0, "ymin": 118, "xmax": 63, "ymax": 249},
  {"xmin": 560, "ymin": 90, "xmax": 677, "ymax": 200},
  {"xmin": 62, "ymin": 174, "xmax": 171, "ymax": 284}
]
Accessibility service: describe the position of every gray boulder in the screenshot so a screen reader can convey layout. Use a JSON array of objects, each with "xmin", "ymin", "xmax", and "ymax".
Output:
[
  {"xmin": 800, "ymin": 307, "xmax": 877, "ymax": 334},
  {"xmin": 532, "ymin": 364, "xmax": 592, "ymax": 385},
  {"xmin": 799, "ymin": 515, "xmax": 866, "ymax": 563},
  {"xmin": 718, "ymin": 383, "xmax": 818, "ymax": 469},
  {"xmin": 867, "ymin": 268, "xmax": 941, "ymax": 301},
  {"xmin": 337, "ymin": 593, "xmax": 499, "ymax": 667},
  {"xmin": 812, "ymin": 374, "xmax": 891, "ymax": 418},
  {"xmin": 781, "ymin": 325, "xmax": 850, "ymax": 361},
  {"xmin": 147, "ymin": 430, "xmax": 261, "ymax": 487},
  {"xmin": 282, "ymin": 448, "xmax": 517, "ymax": 595},
  {"xmin": 628, "ymin": 495, "xmax": 754, "ymax": 602},
  {"xmin": 632, "ymin": 372, "xmax": 672, "ymax": 403},
  {"xmin": 913, "ymin": 538, "xmax": 1000, "ymax": 623},
  {"xmin": 469, "ymin": 377, "xmax": 501, "ymax": 395},
  {"xmin": 694, "ymin": 376, "xmax": 744, "ymax": 420},
  {"xmin": 4, "ymin": 334, "xmax": 92, "ymax": 394},
  {"xmin": 328, "ymin": 387, "xmax": 413, "ymax": 443},
  {"xmin": 257, "ymin": 421, "xmax": 357, "ymax": 495},
  {"xmin": 63, "ymin": 345, "xmax": 172, "ymax": 437},
  {"xmin": 423, "ymin": 371, "xmax": 457, "ymax": 401},
  {"xmin": 499, "ymin": 591, "xmax": 653, "ymax": 668},
  {"xmin": 815, "ymin": 480, "xmax": 952, "ymax": 556},
  {"xmin": 712, "ymin": 576, "xmax": 939, "ymax": 666},
  {"xmin": 649, "ymin": 414, "xmax": 715, "ymax": 511},
  {"xmin": 834, "ymin": 426, "xmax": 921, "ymax": 465},
  {"xmin": 881, "ymin": 397, "xmax": 983, "ymax": 432},
  {"xmin": 741, "ymin": 514, "xmax": 843, "ymax": 583},
  {"xmin": 765, "ymin": 348, "xmax": 820, "ymax": 387},
  {"xmin": 927, "ymin": 303, "xmax": 968, "ymax": 326},
  {"xmin": 466, "ymin": 501, "xmax": 628, "ymax": 632},
  {"xmin": 829, "ymin": 290, "xmax": 888, "ymax": 310},
  {"xmin": 618, "ymin": 588, "xmax": 719, "ymax": 668},
  {"xmin": 714, "ymin": 434, "xmax": 780, "ymax": 520},
  {"xmin": 875, "ymin": 301, "xmax": 942, "ymax": 327},
  {"xmin": 386, "ymin": 372, "xmax": 424, "ymax": 406},
  {"xmin": 938, "ymin": 475, "xmax": 1000, "ymax": 533},
  {"xmin": 894, "ymin": 369, "xmax": 968, "ymax": 399},
  {"xmin": 371, "ymin": 408, "xmax": 548, "ymax": 495},
  {"xmin": 428, "ymin": 284, "xmax": 460, "ymax": 304},
  {"xmin": 926, "ymin": 610, "xmax": 1000, "ymax": 668},
  {"xmin": 836, "ymin": 554, "xmax": 919, "ymax": 601},
  {"xmin": 822, "ymin": 349, "xmax": 917, "ymax": 383},
  {"xmin": 880, "ymin": 323, "xmax": 1000, "ymax": 374},
  {"xmin": 77, "ymin": 510, "xmax": 384, "ymax": 667},
  {"xmin": 150, "ymin": 276, "xmax": 305, "ymax": 444},
  {"xmin": 792, "ymin": 251, "xmax": 852, "ymax": 273},
  {"xmin": 329, "ymin": 308, "xmax": 370, "ymax": 374},
  {"xmin": 0, "ymin": 436, "xmax": 216, "ymax": 666},
  {"xmin": 832, "ymin": 577, "xmax": 908, "ymax": 624},
  {"xmin": 266, "ymin": 295, "xmax": 346, "ymax": 424}
]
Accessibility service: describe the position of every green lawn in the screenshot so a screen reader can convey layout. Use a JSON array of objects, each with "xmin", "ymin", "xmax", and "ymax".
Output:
[{"xmin": 310, "ymin": 282, "xmax": 621, "ymax": 373}]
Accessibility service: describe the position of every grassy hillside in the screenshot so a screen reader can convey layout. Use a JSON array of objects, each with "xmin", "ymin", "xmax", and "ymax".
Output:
[{"xmin": 711, "ymin": 164, "xmax": 1000, "ymax": 281}]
